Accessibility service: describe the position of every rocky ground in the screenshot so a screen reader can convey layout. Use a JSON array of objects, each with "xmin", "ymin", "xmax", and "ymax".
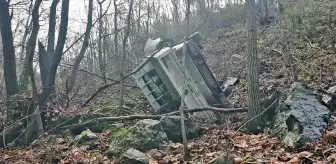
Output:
[
  {"xmin": 1, "ymin": 114, "xmax": 336, "ymax": 163},
  {"xmin": 2, "ymin": 22, "xmax": 336, "ymax": 163}
]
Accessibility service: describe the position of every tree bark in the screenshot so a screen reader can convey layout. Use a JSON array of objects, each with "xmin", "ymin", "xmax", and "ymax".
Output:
[
  {"xmin": 67, "ymin": 0, "xmax": 93, "ymax": 92},
  {"xmin": 41, "ymin": 0, "xmax": 59, "ymax": 89},
  {"xmin": 38, "ymin": 41, "xmax": 48, "ymax": 88},
  {"xmin": 171, "ymin": 0, "xmax": 180, "ymax": 27},
  {"xmin": 113, "ymin": 0, "xmax": 118, "ymax": 72},
  {"xmin": 19, "ymin": 0, "xmax": 33, "ymax": 60},
  {"xmin": 97, "ymin": 0, "xmax": 107, "ymax": 84},
  {"xmin": 145, "ymin": 1, "xmax": 150, "ymax": 38},
  {"xmin": 119, "ymin": 0, "xmax": 134, "ymax": 110},
  {"xmin": 246, "ymin": 0, "xmax": 262, "ymax": 134},
  {"xmin": 180, "ymin": 0, "xmax": 191, "ymax": 160},
  {"xmin": 0, "ymin": 0, "xmax": 19, "ymax": 96},
  {"xmin": 263, "ymin": 0, "xmax": 269, "ymax": 24},
  {"xmin": 20, "ymin": 0, "xmax": 42, "ymax": 93},
  {"xmin": 38, "ymin": 0, "xmax": 70, "ymax": 122}
]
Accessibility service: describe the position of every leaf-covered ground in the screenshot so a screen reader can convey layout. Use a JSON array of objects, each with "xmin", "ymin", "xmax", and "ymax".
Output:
[{"xmin": 1, "ymin": 113, "xmax": 336, "ymax": 164}]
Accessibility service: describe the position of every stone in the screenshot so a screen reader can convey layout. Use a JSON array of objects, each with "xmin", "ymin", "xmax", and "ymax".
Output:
[
  {"xmin": 74, "ymin": 129, "xmax": 97, "ymax": 143},
  {"xmin": 321, "ymin": 85, "xmax": 336, "ymax": 111},
  {"xmin": 274, "ymin": 83, "xmax": 331, "ymax": 148},
  {"xmin": 108, "ymin": 119, "xmax": 168, "ymax": 157},
  {"xmin": 160, "ymin": 116, "xmax": 204, "ymax": 142},
  {"xmin": 120, "ymin": 148, "xmax": 149, "ymax": 164},
  {"xmin": 209, "ymin": 155, "xmax": 236, "ymax": 164}
]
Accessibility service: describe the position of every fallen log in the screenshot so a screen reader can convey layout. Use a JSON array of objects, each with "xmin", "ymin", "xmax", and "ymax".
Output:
[{"xmin": 60, "ymin": 107, "xmax": 247, "ymax": 130}]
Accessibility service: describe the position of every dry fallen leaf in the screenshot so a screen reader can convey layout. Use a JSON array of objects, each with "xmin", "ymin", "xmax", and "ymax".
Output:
[
  {"xmin": 234, "ymin": 157, "xmax": 244, "ymax": 163},
  {"xmin": 3, "ymin": 154, "xmax": 10, "ymax": 160},
  {"xmin": 149, "ymin": 159, "xmax": 159, "ymax": 164},
  {"xmin": 288, "ymin": 157, "xmax": 300, "ymax": 164},
  {"xmin": 298, "ymin": 151, "xmax": 313, "ymax": 158},
  {"xmin": 205, "ymin": 152, "xmax": 218, "ymax": 157},
  {"xmin": 235, "ymin": 139, "xmax": 248, "ymax": 148}
]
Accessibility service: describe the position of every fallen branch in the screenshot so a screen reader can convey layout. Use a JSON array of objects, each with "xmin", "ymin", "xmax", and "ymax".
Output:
[{"xmin": 61, "ymin": 107, "xmax": 247, "ymax": 130}]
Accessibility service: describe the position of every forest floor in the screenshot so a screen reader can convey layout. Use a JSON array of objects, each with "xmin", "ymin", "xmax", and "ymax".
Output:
[
  {"xmin": 1, "ymin": 114, "xmax": 336, "ymax": 164},
  {"xmin": 2, "ymin": 24, "xmax": 336, "ymax": 163}
]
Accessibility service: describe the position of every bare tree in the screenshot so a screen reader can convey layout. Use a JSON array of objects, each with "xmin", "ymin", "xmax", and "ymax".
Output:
[
  {"xmin": 38, "ymin": 0, "xmax": 70, "ymax": 122},
  {"xmin": 0, "ymin": 0, "xmax": 19, "ymax": 96},
  {"xmin": 246, "ymin": 0, "xmax": 262, "ymax": 133},
  {"xmin": 171, "ymin": 0, "xmax": 180, "ymax": 27},
  {"xmin": 113, "ymin": 0, "xmax": 118, "ymax": 77},
  {"xmin": 67, "ymin": 0, "xmax": 93, "ymax": 92},
  {"xmin": 40, "ymin": 0, "xmax": 59, "ymax": 89},
  {"xmin": 119, "ymin": 0, "xmax": 134, "ymax": 109},
  {"xmin": 19, "ymin": 0, "xmax": 42, "ymax": 93},
  {"xmin": 180, "ymin": 0, "xmax": 191, "ymax": 161},
  {"xmin": 19, "ymin": 0, "xmax": 33, "ymax": 60},
  {"xmin": 97, "ymin": 0, "xmax": 107, "ymax": 83}
]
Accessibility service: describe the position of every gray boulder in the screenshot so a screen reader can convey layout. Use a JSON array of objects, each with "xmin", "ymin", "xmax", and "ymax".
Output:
[
  {"xmin": 321, "ymin": 85, "xmax": 336, "ymax": 111},
  {"xmin": 160, "ymin": 116, "xmax": 204, "ymax": 142},
  {"xmin": 108, "ymin": 119, "xmax": 168, "ymax": 157},
  {"xmin": 120, "ymin": 148, "xmax": 149, "ymax": 164},
  {"xmin": 274, "ymin": 83, "xmax": 331, "ymax": 148}
]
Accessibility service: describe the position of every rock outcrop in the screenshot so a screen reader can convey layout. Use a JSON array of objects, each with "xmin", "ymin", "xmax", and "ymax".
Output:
[
  {"xmin": 160, "ymin": 116, "xmax": 204, "ymax": 142},
  {"xmin": 108, "ymin": 119, "xmax": 168, "ymax": 157},
  {"xmin": 274, "ymin": 83, "xmax": 331, "ymax": 147}
]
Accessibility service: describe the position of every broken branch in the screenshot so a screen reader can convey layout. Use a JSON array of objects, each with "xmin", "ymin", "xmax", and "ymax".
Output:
[{"xmin": 61, "ymin": 107, "xmax": 247, "ymax": 130}]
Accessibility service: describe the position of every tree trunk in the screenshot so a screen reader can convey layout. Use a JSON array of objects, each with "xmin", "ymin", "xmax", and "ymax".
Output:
[
  {"xmin": 97, "ymin": 0, "xmax": 106, "ymax": 84},
  {"xmin": 42, "ymin": 0, "xmax": 59, "ymax": 89},
  {"xmin": 119, "ymin": 0, "xmax": 134, "ymax": 110},
  {"xmin": 263, "ymin": 0, "xmax": 268, "ymax": 24},
  {"xmin": 113, "ymin": 0, "xmax": 118, "ymax": 73},
  {"xmin": 171, "ymin": 0, "xmax": 180, "ymax": 27},
  {"xmin": 67, "ymin": 0, "xmax": 93, "ymax": 92},
  {"xmin": 38, "ymin": 41, "xmax": 48, "ymax": 88},
  {"xmin": 20, "ymin": 0, "xmax": 42, "ymax": 93},
  {"xmin": 180, "ymin": 0, "xmax": 191, "ymax": 160},
  {"xmin": 38, "ymin": 0, "xmax": 70, "ymax": 123},
  {"xmin": 0, "ymin": 0, "xmax": 19, "ymax": 96},
  {"xmin": 19, "ymin": 0, "xmax": 33, "ymax": 60},
  {"xmin": 145, "ymin": 1, "xmax": 150, "ymax": 38},
  {"xmin": 246, "ymin": 0, "xmax": 262, "ymax": 134}
]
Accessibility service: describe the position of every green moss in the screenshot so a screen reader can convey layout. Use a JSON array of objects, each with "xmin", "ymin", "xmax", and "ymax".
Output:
[
  {"xmin": 92, "ymin": 88, "xmax": 143, "ymax": 115},
  {"xmin": 283, "ymin": 131, "xmax": 300, "ymax": 147},
  {"xmin": 112, "ymin": 128, "xmax": 129, "ymax": 138}
]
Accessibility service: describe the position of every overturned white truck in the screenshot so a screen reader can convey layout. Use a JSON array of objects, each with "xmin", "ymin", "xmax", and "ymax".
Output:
[{"xmin": 132, "ymin": 32, "xmax": 229, "ymax": 119}]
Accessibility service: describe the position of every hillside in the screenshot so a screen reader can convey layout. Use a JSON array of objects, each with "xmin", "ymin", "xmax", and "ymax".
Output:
[
  {"xmin": 3, "ymin": 22, "xmax": 336, "ymax": 163},
  {"xmin": 2, "ymin": 0, "xmax": 336, "ymax": 163}
]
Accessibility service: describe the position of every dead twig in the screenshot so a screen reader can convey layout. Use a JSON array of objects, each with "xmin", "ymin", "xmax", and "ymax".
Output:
[
  {"xmin": 81, "ymin": 46, "xmax": 163, "ymax": 107},
  {"xmin": 237, "ymin": 98, "xmax": 279, "ymax": 132}
]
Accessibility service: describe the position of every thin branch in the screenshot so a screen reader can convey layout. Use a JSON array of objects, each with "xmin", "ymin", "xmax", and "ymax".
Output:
[
  {"xmin": 81, "ymin": 47, "xmax": 163, "ymax": 107},
  {"xmin": 191, "ymin": 11, "xmax": 210, "ymax": 34},
  {"xmin": 61, "ymin": 0, "xmax": 112, "ymax": 55},
  {"xmin": 237, "ymin": 98, "xmax": 278, "ymax": 131},
  {"xmin": 61, "ymin": 107, "xmax": 247, "ymax": 129}
]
